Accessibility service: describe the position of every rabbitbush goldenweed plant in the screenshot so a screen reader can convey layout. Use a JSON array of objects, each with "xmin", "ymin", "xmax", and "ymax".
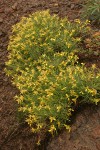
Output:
[
  {"xmin": 81, "ymin": 0, "xmax": 100, "ymax": 24},
  {"xmin": 5, "ymin": 10, "xmax": 100, "ymax": 140}
]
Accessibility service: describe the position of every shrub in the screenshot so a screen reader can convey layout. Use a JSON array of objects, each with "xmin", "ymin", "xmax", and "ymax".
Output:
[
  {"xmin": 5, "ymin": 10, "xmax": 100, "ymax": 139},
  {"xmin": 81, "ymin": 0, "xmax": 100, "ymax": 24},
  {"xmin": 13, "ymin": 57, "xmax": 100, "ymax": 135},
  {"xmin": 6, "ymin": 10, "xmax": 91, "ymax": 76}
]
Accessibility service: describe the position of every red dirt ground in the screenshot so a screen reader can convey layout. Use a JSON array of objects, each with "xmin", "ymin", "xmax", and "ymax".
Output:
[{"xmin": 0, "ymin": 0, "xmax": 100, "ymax": 150}]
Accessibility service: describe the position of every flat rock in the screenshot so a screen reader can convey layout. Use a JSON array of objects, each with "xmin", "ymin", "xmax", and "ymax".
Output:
[
  {"xmin": 12, "ymin": 2, "xmax": 18, "ymax": 10},
  {"xmin": 0, "ymin": 18, "xmax": 3, "ymax": 23}
]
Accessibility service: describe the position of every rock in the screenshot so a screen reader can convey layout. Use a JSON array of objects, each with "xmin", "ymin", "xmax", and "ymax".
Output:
[
  {"xmin": 92, "ymin": 126, "xmax": 100, "ymax": 139},
  {"xmin": 0, "ymin": 9, "xmax": 4, "ymax": 13},
  {"xmin": 67, "ymin": 1, "xmax": 71, "ymax": 7},
  {"xmin": 96, "ymin": 141, "xmax": 100, "ymax": 150},
  {"xmin": 0, "ymin": 18, "xmax": 3, "ymax": 23},
  {"xmin": 0, "ymin": 31, "xmax": 6, "ymax": 37},
  {"xmin": 5, "ymin": 8, "xmax": 13, "ymax": 14},
  {"xmin": 94, "ymin": 51, "xmax": 99, "ymax": 56},
  {"xmin": 0, "ymin": 32, "xmax": 3, "ymax": 36},
  {"xmin": 71, "ymin": 4, "xmax": 75, "ymax": 9},
  {"xmin": 12, "ymin": 2, "xmax": 18, "ymax": 10},
  {"xmin": 3, "ymin": 78, "xmax": 8, "ymax": 82}
]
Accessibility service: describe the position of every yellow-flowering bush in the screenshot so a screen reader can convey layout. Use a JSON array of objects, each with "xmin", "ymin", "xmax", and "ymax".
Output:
[
  {"xmin": 5, "ymin": 10, "xmax": 100, "ymax": 137},
  {"xmin": 13, "ymin": 56, "xmax": 100, "ymax": 135},
  {"xmin": 6, "ymin": 10, "xmax": 90, "ymax": 76}
]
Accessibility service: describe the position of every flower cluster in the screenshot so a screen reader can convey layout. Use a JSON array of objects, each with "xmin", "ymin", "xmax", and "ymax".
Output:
[{"xmin": 14, "ymin": 55, "xmax": 100, "ymax": 134}]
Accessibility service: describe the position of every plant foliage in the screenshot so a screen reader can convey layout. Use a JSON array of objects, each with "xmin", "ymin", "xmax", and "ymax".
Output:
[
  {"xmin": 81, "ymin": 0, "xmax": 100, "ymax": 24},
  {"xmin": 5, "ymin": 10, "xmax": 100, "ymax": 137}
]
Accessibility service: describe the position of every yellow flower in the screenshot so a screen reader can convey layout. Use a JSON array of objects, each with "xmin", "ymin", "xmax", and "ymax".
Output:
[
  {"xmin": 49, "ymin": 117, "xmax": 56, "ymax": 123},
  {"xmin": 94, "ymin": 98, "xmax": 100, "ymax": 105},
  {"xmin": 85, "ymin": 87, "xmax": 97, "ymax": 96},
  {"xmin": 31, "ymin": 128, "xmax": 36, "ymax": 133},
  {"xmin": 48, "ymin": 125, "xmax": 56, "ymax": 134},
  {"xmin": 51, "ymin": 38, "xmax": 55, "ymax": 41},
  {"xmin": 72, "ymin": 98, "xmax": 77, "ymax": 104},
  {"xmin": 75, "ymin": 19, "xmax": 81, "ymax": 24},
  {"xmin": 92, "ymin": 64, "xmax": 96, "ymax": 69},
  {"xmin": 67, "ymin": 43, "xmax": 71, "ymax": 48},
  {"xmin": 37, "ymin": 139, "xmax": 41, "ymax": 146},
  {"xmin": 57, "ymin": 106, "xmax": 61, "ymax": 112},
  {"xmin": 64, "ymin": 124, "xmax": 71, "ymax": 132},
  {"xmin": 57, "ymin": 121, "xmax": 61, "ymax": 128},
  {"xmin": 16, "ymin": 95, "xmax": 24, "ymax": 104},
  {"xmin": 91, "ymin": 89, "xmax": 97, "ymax": 96}
]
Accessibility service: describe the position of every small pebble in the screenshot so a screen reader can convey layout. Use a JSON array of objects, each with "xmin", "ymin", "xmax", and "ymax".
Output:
[
  {"xmin": 0, "ymin": 18, "xmax": 3, "ymax": 23},
  {"xmin": 12, "ymin": 2, "xmax": 18, "ymax": 10}
]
